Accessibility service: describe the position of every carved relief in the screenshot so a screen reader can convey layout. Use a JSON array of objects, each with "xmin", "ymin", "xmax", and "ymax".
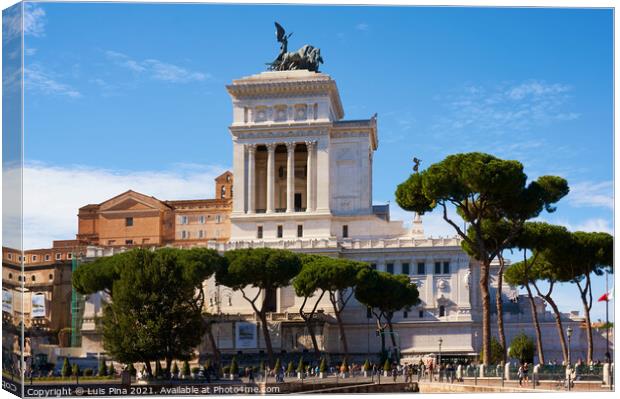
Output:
[
  {"xmin": 254, "ymin": 106, "xmax": 268, "ymax": 123},
  {"xmin": 274, "ymin": 105, "xmax": 288, "ymax": 122},
  {"xmin": 294, "ymin": 104, "xmax": 308, "ymax": 121}
]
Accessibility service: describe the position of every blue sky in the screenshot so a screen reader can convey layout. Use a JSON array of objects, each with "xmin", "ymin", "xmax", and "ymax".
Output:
[{"xmin": 16, "ymin": 3, "xmax": 614, "ymax": 320}]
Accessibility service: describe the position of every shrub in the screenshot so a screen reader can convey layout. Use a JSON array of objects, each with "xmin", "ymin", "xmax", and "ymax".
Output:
[
  {"xmin": 296, "ymin": 357, "xmax": 305, "ymax": 373},
  {"xmin": 383, "ymin": 359, "xmax": 391, "ymax": 372},
  {"xmin": 83, "ymin": 368, "xmax": 94, "ymax": 377},
  {"xmin": 274, "ymin": 358, "xmax": 281, "ymax": 372},
  {"xmin": 363, "ymin": 359, "xmax": 370, "ymax": 371},
  {"xmin": 61, "ymin": 358, "xmax": 71, "ymax": 378},
  {"xmin": 508, "ymin": 333, "xmax": 535, "ymax": 364},
  {"xmin": 319, "ymin": 358, "xmax": 327, "ymax": 373},
  {"xmin": 230, "ymin": 357, "xmax": 238, "ymax": 375},
  {"xmin": 340, "ymin": 358, "xmax": 349, "ymax": 373},
  {"xmin": 98, "ymin": 359, "xmax": 107, "ymax": 376},
  {"xmin": 72, "ymin": 363, "xmax": 80, "ymax": 377}
]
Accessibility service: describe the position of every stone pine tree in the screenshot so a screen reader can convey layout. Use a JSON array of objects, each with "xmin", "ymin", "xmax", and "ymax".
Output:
[
  {"xmin": 508, "ymin": 333, "xmax": 535, "ymax": 364},
  {"xmin": 294, "ymin": 255, "xmax": 367, "ymax": 360},
  {"xmin": 216, "ymin": 248, "xmax": 302, "ymax": 367},
  {"xmin": 395, "ymin": 152, "xmax": 568, "ymax": 364},
  {"xmin": 504, "ymin": 222, "xmax": 573, "ymax": 364},
  {"xmin": 73, "ymin": 248, "xmax": 223, "ymax": 377},
  {"xmin": 565, "ymin": 231, "xmax": 613, "ymax": 363},
  {"xmin": 355, "ymin": 268, "xmax": 420, "ymax": 356}
]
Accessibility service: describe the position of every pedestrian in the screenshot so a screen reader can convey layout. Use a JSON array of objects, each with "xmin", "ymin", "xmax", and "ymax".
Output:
[
  {"xmin": 392, "ymin": 366, "xmax": 398, "ymax": 382},
  {"xmin": 522, "ymin": 362, "xmax": 529, "ymax": 385},
  {"xmin": 517, "ymin": 364, "xmax": 524, "ymax": 387}
]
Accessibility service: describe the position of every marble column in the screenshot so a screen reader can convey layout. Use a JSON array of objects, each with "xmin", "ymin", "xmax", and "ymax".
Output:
[
  {"xmin": 286, "ymin": 142, "xmax": 296, "ymax": 213},
  {"xmin": 306, "ymin": 140, "xmax": 316, "ymax": 212},
  {"xmin": 266, "ymin": 143, "xmax": 276, "ymax": 213},
  {"xmin": 246, "ymin": 144, "xmax": 256, "ymax": 214}
]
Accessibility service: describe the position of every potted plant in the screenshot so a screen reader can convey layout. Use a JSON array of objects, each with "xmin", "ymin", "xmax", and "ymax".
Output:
[
  {"xmin": 296, "ymin": 357, "xmax": 305, "ymax": 379},
  {"xmin": 229, "ymin": 357, "xmax": 238, "ymax": 380},
  {"xmin": 286, "ymin": 361, "xmax": 295, "ymax": 377},
  {"xmin": 340, "ymin": 358, "xmax": 349, "ymax": 378},
  {"xmin": 171, "ymin": 362, "xmax": 179, "ymax": 379},
  {"xmin": 319, "ymin": 358, "xmax": 327, "ymax": 379},
  {"xmin": 383, "ymin": 359, "xmax": 391, "ymax": 377},
  {"xmin": 274, "ymin": 358, "xmax": 281, "ymax": 375},
  {"xmin": 363, "ymin": 359, "xmax": 370, "ymax": 378}
]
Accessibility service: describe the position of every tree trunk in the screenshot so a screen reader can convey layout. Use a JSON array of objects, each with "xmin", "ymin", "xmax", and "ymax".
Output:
[
  {"xmin": 539, "ymin": 293, "xmax": 568, "ymax": 363},
  {"xmin": 259, "ymin": 312, "xmax": 275, "ymax": 367},
  {"xmin": 496, "ymin": 255, "xmax": 506, "ymax": 362},
  {"xmin": 305, "ymin": 318, "xmax": 321, "ymax": 359},
  {"xmin": 144, "ymin": 361, "xmax": 153, "ymax": 377},
  {"xmin": 480, "ymin": 261, "xmax": 492, "ymax": 365},
  {"xmin": 387, "ymin": 318, "xmax": 397, "ymax": 347},
  {"xmin": 165, "ymin": 357, "xmax": 172, "ymax": 378},
  {"xmin": 525, "ymin": 284, "xmax": 545, "ymax": 364},
  {"xmin": 576, "ymin": 279, "xmax": 594, "ymax": 364},
  {"xmin": 331, "ymin": 298, "xmax": 349, "ymax": 358},
  {"xmin": 206, "ymin": 321, "xmax": 221, "ymax": 366}
]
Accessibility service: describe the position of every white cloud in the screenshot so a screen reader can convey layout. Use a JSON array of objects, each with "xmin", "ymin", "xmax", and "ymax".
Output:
[
  {"xmin": 25, "ymin": 47, "xmax": 37, "ymax": 56},
  {"xmin": 567, "ymin": 180, "xmax": 613, "ymax": 210},
  {"xmin": 388, "ymin": 202, "xmax": 463, "ymax": 238},
  {"xmin": 105, "ymin": 50, "xmax": 210, "ymax": 83},
  {"xmin": 537, "ymin": 216, "xmax": 613, "ymax": 235},
  {"xmin": 25, "ymin": 64, "xmax": 81, "ymax": 98},
  {"xmin": 24, "ymin": 3, "xmax": 46, "ymax": 37},
  {"xmin": 356, "ymin": 23, "xmax": 369, "ymax": 31},
  {"xmin": 4, "ymin": 162, "xmax": 229, "ymax": 249},
  {"xmin": 433, "ymin": 80, "xmax": 579, "ymax": 136}
]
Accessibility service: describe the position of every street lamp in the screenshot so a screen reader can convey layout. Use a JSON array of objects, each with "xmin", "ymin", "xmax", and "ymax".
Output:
[
  {"xmin": 438, "ymin": 337, "xmax": 443, "ymax": 382},
  {"xmin": 566, "ymin": 326, "xmax": 573, "ymax": 391}
]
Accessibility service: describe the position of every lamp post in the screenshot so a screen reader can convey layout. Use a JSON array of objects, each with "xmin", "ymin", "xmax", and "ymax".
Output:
[
  {"xmin": 566, "ymin": 326, "xmax": 573, "ymax": 391},
  {"xmin": 438, "ymin": 338, "xmax": 443, "ymax": 382}
]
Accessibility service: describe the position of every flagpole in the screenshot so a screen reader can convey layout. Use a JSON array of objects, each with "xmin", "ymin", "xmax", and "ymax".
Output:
[{"xmin": 605, "ymin": 270, "xmax": 609, "ymax": 359}]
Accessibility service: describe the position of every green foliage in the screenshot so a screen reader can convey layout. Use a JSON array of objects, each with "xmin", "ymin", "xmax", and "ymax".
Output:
[
  {"xmin": 191, "ymin": 366, "xmax": 200, "ymax": 374},
  {"xmin": 171, "ymin": 362, "xmax": 179, "ymax": 376},
  {"xmin": 508, "ymin": 333, "xmax": 535, "ymax": 364},
  {"xmin": 480, "ymin": 337, "xmax": 505, "ymax": 365},
  {"xmin": 127, "ymin": 363, "xmax": 136, "ymax": 376},
  {"xmin": 355, "ymin": 269, "xmax": 420, "ymax": 317},
  {"xmin": 383, "ymin": 359, "xmax": 391, "ymax": 372},
  {"xmin": 91, "ymin": 248, "xmax": 219, "ymax": 368},
  {"xmin": 296, "ymin": 357, "xmax": 305, "ymax": 373},
  {"xmin": 274, "ymin": 358, "xmax": 281, "ymax": 371},
  {"xmin": 182, "ymin": 360, "xmax": 190, "ymax": 377},
  {"xmin": 286, "ymin": 361, "xmax": 295, "ymax": 374},
  {"xmin": 83, "ymin": 368, "xmax": 93, "ymax": 377},
  {"xmin": 319, "ymin": 358, "xmax": 327, "ymax": 373},
  {"xmin": 230, "ymin": 357, "xmax": 238, "ymax": 375},
  {"xmin": 97, "ymin": 359, "xmax": 107, "ymax": 377},
  {"xmin": 363, "ymin": 359, "xmax": 370, "ymax": 371},
  {"xmin": 293, "ymin": 256, "xmax": 367, "ymax": 298},
  {"xmin": 72, "ymin": 363, "xmax": 80, "ymax": 377},
  {"xmin": 61, "ymin": 358, "xmax": 71, "ymax": 378}
]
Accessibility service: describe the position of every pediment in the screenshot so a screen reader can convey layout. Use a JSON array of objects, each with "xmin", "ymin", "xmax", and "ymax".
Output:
[{"xmin": 99, "ymin": 190, "xmax": 170, "ymax": 212}]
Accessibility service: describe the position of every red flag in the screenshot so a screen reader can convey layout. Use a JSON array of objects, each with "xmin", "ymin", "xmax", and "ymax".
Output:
[{"xmin": 598, "ymin": 292, "xmax": 609, "ymax": 302}]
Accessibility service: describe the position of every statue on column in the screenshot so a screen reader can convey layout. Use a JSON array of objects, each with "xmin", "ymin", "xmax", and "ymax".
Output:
[{"xmin": 267, "ymin": 22, "xmax": 324, "ymax": 72}]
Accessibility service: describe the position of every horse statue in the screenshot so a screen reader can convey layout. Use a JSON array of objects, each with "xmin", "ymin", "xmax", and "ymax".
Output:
[{"xmin": 267, "ymin": 22, "xmax": 324, "ymax": 72}]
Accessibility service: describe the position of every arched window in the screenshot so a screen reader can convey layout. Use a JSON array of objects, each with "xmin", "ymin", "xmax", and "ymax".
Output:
[
  {"xmin": 439, "ymin": 305, "xmax": 446, "ymax": 317},
  {"xmin": 220, "ymin": 186, "xmax": 226, "ymax": 199}
]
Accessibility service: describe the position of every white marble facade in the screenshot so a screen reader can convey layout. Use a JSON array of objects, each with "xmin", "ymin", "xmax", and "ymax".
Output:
[{"xmin": 77, "ymin": 70, "xmax": 609, "ymax": 363}]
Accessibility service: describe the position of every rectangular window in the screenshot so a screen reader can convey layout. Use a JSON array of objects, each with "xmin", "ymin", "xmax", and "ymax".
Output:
[
  {"xmin": 402, "ymin": 263, "xmax": 410, "ymax": 275},
  {"xmin": 7, "ymin": 254, "xmax": 12, "ymax": 260},
  {"xmin": 277, "ymin": 225, "xmax": 283, "ymax": 238},
  {"xmin": 45, "ymin": 255, "xmax": 50, "ymax": 261},
  {"xmin": 419, "ymin": 310, "xmax": 424, "ymax": 318},
  {"xmin": 67, "ymin": 253, "xmax": 73, "ymax": 259},
  {"xmin": 180, "ymin": 215, "xmax": 188, "ymax": 224},
  {"xmin": 370, "ymin": 263, "xmax": 377, "ymax": 270},
  {"xmin": 443, "ymin": 261, "xmax": 450, "ymax": 274},
  {"xmin": 403, "ymin": 311, "xmax": 408, "ymax": 318},
  {"xmin": 417, "ymin": 262, "xmax": 425, "ymax": 275},
  {"xmin": 125, "ymin": 240, "xmax": 133, "ymax": 245},
  {"xmin": 198, "ymin": 230, "xmax": 204, "ymax": 239},
  {"xmin": 386, "ymin": 263, "xmax": 394, "ymax": 274},
  {"xmin": 216, "ymin": 215, "xmax": 222, "ymax": 224},
  {"xmin": 55, "ymin": 253, "xmax": 61, "ymax": 260},
  {"xmin": 257, "ymin": 226, "xmax": 263, "ymax": 239},
  {"xmin": 434, "ymin": 261, "xmax": 441, "ymax": 274},
  {"xmin": 181, "ymin": 231, "xmax": 188, "ymax": 239},
  {"xmin": 342, "ymin": 225, "xmax": 349, "ymax": 238},
  {"xmin": 125, "ymin": 217, "xmax": 133, "ymax": 227},
  {"xmin": 297, "ymin": 225, "xmax": 303, "ymax": 238},
  {"xmin": 32, "ymin": 255, "xmax": 37, "ymax": 262},
  {"xmin": 199, "ymin": 216, "xmax": 206, "ymax": 224}
]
